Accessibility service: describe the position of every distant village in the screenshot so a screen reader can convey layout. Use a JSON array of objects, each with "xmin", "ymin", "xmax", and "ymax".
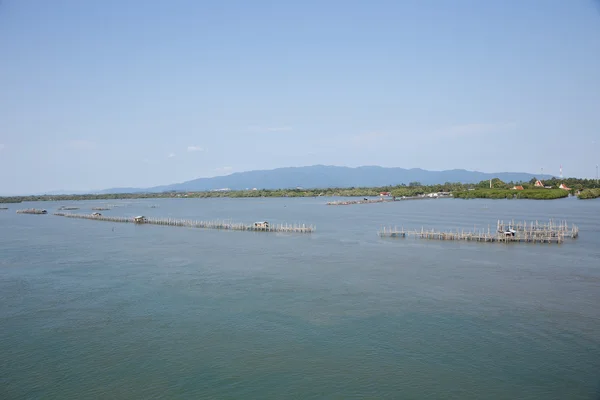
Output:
[{"xmin": 511, "ymin": 179, "xmax": 573, "ymax": 193}]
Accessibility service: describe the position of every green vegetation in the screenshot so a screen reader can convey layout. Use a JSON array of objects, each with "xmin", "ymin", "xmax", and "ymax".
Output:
[
  {"xmin": 1, "ymin": 177, "xmax": 598, "ymax": 203},
  {"xmin": 0, "ymin": 183, "xmax": 468, "ymax": 203},
  {"xmin": 474, "ymin": 178, "xmax": 508, "ymax": 189},
  {"xmin": 577, "ymin": 188, "xmax": 600, "ymax": 200},
  {"xmin": 457, "ymin": 177, "xmax": 600, "ymax": 200},
  {"xmin": 531, "ymin": 177, "xmax": 599, "ymax": 193},
  {"xmin": 454, "ymin": 188, "xmax": 569, "ymax": 200}
]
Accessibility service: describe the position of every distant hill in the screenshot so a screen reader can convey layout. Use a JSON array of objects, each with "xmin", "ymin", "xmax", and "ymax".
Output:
[{"xmin": 97, "ymin": 165, "xmax": 554, "ymax": 194}]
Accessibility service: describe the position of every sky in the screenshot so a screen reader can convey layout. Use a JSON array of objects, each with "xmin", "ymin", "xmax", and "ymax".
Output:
[{"xmin": 1, "ymin": 0, "xmax": 599, "ymax": 194}]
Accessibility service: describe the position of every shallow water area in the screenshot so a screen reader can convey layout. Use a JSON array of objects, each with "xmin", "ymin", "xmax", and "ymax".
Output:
[{"xmin": 1, "ymin": 197, "xmax": 599, "ymax": 399}]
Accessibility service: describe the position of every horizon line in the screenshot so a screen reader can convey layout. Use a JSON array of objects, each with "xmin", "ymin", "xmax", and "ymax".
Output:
[{"xmin": 0, "ymin": 164, "xmax": 574, "ymax": 197}]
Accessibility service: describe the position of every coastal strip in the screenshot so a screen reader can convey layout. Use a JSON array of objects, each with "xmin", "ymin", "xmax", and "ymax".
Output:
[{"xmin": 53, "ymin": 212, "xmax": 315, "ymax": 234}]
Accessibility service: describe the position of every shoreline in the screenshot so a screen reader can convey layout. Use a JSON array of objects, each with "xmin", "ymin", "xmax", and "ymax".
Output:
[
  {"xmin": 0, "ymin": 193, "xmax": 585, "ymax": 204},
  {"xmin": 2, "ymin": 184, "xmax": 598, "ymax": 204}
]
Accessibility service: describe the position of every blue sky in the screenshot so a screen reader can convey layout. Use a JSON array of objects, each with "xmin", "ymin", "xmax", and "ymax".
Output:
[{"xmin": 1, "ymin": 0, "xmax": 599, "ymax": 194}]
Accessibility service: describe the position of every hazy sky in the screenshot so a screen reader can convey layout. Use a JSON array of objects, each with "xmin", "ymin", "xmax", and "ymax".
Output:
[{"xmin": 1, "ymin": 0, "xmax": 599, "ymax": 194}]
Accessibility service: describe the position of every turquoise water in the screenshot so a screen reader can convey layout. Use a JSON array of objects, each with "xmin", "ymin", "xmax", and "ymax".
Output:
[{"xmin": 1, "ymin": 197, "xmax": 599, "ymax": 399}]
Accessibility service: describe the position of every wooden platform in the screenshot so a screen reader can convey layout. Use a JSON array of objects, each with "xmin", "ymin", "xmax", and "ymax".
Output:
[
  {"xmin": 497, "ymin": 219, "xmax": 579, "ymax": 238},
  {"xmin": 378, "ymin": 226, "xmax": 567, "ymax": 244}
]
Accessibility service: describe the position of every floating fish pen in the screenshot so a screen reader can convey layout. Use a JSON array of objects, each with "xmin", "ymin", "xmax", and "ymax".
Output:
[
  {"xmin": 58, "ymin": 206, "xmax": 80, "ymax": 210},
  {"xmin": 327, "ymin": 198, "xmax": 393, "ymax": 206},
  {"xmin": 0, "ymin": 207, "xmax": 8, "ymax": 210},
  {"xmin": 91, "ymin": 207, "xmax": 111, "ymax": 211},
  {"xmin": 16, "ymin": 208, "xmax": 48, "ymax": 215},
  {"xmin": 497, "ymin": 219, "xmax": 578, "ymax": 239},
  {"xmin": 378, "ymin": 226, "xmax": 567, "ymax": 244},
  {"xmin": 53, "ymin": 212, "xmax": 315, "ymax": 234},
  {"xmin": 326, "ymin": 194, "xmax": 446, "ymax": 206}
]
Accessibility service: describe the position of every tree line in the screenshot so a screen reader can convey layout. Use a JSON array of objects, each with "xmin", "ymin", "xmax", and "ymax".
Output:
[{"xmin": 2, "ymin": 177, "xmax": 599, "ymax": 203}]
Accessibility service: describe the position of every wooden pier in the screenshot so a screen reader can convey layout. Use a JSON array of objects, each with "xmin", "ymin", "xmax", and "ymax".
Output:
[
  {"xmin": 53, "ymin": 212, "xmax": 315, "ymax": 234},
  {"xmin": 16, "ymin": 208, "xmax": 48, "ymax": 215},
  {"xmin": 378, "ymin": 226, "xmax": 567, "ymax": 244}
]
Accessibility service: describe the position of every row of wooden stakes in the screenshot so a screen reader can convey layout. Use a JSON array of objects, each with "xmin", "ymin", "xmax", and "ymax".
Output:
[
  {"xmin": 52, "ymin": 212, "xmax": 315, "ymax": 234},
  {"xmin": 378, "ymin": 223, "xmax": 579, "ymax": 244},
  {"xmin": 16, "ymin": 211, "xmax": 580, "ymax": 244}
]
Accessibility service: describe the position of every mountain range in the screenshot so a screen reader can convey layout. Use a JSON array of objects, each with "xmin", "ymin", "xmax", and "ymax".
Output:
[{"xmin": 97, "ymin": 165, "xmax": 553, "ymax": 194}]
